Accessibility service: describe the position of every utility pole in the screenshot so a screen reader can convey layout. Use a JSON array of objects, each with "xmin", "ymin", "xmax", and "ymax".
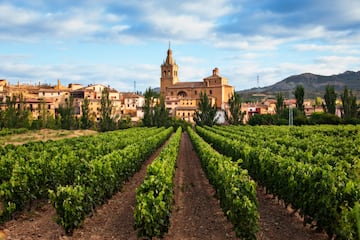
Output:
[{"xmin": 289, "ymin": 104, "xmax": 293, "ymax": 126}]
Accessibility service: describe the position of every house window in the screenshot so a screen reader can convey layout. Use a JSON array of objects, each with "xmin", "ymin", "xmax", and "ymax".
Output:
[
  {"xmin": 209, "ymin": 90, "xmax": 213, "ymax": 94},
  {"xmin": 195, "ymin": 90, "xmax": 197, "ymax": 95}
]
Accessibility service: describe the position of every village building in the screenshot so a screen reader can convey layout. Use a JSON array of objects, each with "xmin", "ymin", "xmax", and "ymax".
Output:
[
  {"xmin": 120, "ymin": 92, "xmax": 145, "ymax": 122},
  {"xmin": 160, "ymin": 47, "xmax": 234, "ymax": 123}
]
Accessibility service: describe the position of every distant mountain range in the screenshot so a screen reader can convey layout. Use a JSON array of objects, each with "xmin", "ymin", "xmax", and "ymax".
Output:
[{"xmin": 238, "ymin": 70, "xmax": 360, "ymax": 99}]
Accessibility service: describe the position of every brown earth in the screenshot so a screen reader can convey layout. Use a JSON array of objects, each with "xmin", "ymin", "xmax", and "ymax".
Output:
[{"xmin": 0, "ymin": 132, "xmax": 329, "ymax": 240}]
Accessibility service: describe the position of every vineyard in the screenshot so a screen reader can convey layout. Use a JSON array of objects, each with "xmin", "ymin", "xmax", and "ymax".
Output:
[
  {"xmin": 196, "ymin": 125, "xmax": 360, "ymax": 239},
  {"xmin": 0, "ymin": 125, "xmax": 359, "ymax": 239}
]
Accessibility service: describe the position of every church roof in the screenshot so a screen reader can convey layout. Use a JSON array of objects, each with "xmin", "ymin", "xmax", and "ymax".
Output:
[{"xmin": 170, "ymin": 82, "xmax": 204, "ymax": 88}]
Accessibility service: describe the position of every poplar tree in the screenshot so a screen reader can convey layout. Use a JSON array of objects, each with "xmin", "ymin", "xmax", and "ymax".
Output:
[
  {"xmin": 294, "ymin": 85, "xmax": 304, "ymax": 113},
  {"xmin": 341, "ymin": 86, "xmax": 357, "ymax": 119},
  {"xmin": 193, "ymin": 92, "xmax": 218, "ymax": 126},
  {"xmin": 80, "ymin": 97, "xmax": 92, "ymax": 129},
  {"xmin": 58, "ymin": 95, "xmax": 76, "ymax": 129},
  {"xmin": 225, "ymin": 92, "xmax": 245, "ymax": 125},
  {"xmin": 323, "ymin": 85, "xmax": 337, "ymax": 115},
  {"xmin": 143, "ymin": 87, "xmax": 157, "ymax": 127},
  {"xmin": 275, "ymin": 92, "xmax": 285, "ymax": 115},
  {"xmin": 154, "ymin": 96, "xmax": 169, "ymax": 127},
  {"xmin": 99, "ymin": 88, "xmax": 115, "ymax": 132}
]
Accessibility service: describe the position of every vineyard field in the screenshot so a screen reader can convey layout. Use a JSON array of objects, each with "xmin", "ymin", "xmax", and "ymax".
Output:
[{"xmin": 0, "ymin": 125, "xmax": 359, "ymax": 239}]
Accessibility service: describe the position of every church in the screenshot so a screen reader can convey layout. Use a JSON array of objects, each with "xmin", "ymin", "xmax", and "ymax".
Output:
[{"xmin": 160, "ymin": 47, "xmax": 234, "ymax": 123}]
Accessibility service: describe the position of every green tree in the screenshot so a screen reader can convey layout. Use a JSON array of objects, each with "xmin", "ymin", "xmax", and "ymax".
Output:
[
  {"xmin": 17, "ymin": 94, "xmax": 31, "ymax": 128},
  {"xmin": 4, "ymin": 95, "xmax": 17, "ymax": 128},
  {"xmin": 153, "ymin": 96, "xmax": 169, "ymax": 127},
  {"xmin": 2, "ymin": 94, "xmax": 31, "ymax": 129},
  {"xmin": 99, "ymin": 88, "xmax": 115, "ymax": 132},
  {"xmin": 341, "ymin": 86, "xmax": 357, "ymax": 120},
  {"xmin": 193, "ymin": 92, "xmax": 218, "ymax": 126},
  {"xmin": 58, "ymin": 95, "xmax": 76, "ymax": 129},
  {"xmin": 225, "ymin": 92, "xmax": 245, "ymax": 125},
  {"xmin": 80, "ymin": 97, "xmax": 92, "ymax": 129},
  {"xmin": 323, "ymin": 85, "xmax": 337, "ymax": 114},
  {"xmin": 275, "ymin": 92, "xmax": 285, "ymax": 115},
  {"xmin": 118, "ymin": 115, "xmax": 131, "ymax": 129},
  {"xmin": 143, "ymin": 87, "xmax": 158, "ymax": 127},
  {"xmin": 37, "ymin": 99, "xmax": 57, "ymax": 129},
  {"xmin": 294, "ymin": 85, "xmax": 304, "ymax": 113}
]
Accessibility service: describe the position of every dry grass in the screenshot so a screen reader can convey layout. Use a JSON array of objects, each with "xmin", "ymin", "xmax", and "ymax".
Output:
[{"xmin": 0, "ymin": 129, "xmax": 97, "ymax": 146}]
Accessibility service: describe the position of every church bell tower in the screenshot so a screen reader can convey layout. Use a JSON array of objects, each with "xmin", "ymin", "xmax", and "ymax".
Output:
[{"xmin": 160, "ymin": 44, "xmax": 179, "ymax": 96}]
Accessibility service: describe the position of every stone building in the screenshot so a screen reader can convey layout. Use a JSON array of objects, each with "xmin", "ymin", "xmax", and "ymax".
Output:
[{"xmin": 160, "ymin": 47, "xmax": 234, "ymax": 123}]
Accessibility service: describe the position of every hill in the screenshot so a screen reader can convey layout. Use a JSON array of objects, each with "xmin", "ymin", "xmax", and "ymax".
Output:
[{"xmin": 238, "ymin": 70, "xmax": 360, "ymax": 99}]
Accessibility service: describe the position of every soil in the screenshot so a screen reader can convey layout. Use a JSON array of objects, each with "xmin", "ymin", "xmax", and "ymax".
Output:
[{"xmin": 0, "ymin": 132, "xmax": 329, "ymax": 240}]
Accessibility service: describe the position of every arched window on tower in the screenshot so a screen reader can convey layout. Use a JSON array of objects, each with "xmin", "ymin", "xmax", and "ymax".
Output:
[
  {"xmin": 163, "ymin": 71, "xmax": 166, "ymax": 76},
  {"xmin": 168, "ymin": 70, "xmax": 171, "ymax": 76}
]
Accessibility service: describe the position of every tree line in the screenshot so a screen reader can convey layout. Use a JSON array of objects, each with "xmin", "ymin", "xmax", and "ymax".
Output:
[
  {"xmin": 249, "ymin": 84, "xmax": 360, "ymax": 125},
  {"xmin": 191, "ymin": 84, "xmax": 360, "ymax": 126}
]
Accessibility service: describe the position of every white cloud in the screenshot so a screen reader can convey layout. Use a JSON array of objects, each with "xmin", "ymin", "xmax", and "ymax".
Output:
[
  {"xmin": 0, "ymin": 3, "xmax": 129, "ymax": 41},
  {"xmin": 0, "ymin": 4, "xmax": 39, "ymax": 26},
  {"xmin": 181, "ymin": 0, "xmax": 235, "ymax": 19},
  {"xmin": 213, "ymin": 34, "xmax": 286, "ymax": 51},
  {"xmin": 0, "ymin": 62, "xmax": 160, "ymax": 92},
  {"xmin": 144, "ymin": 11, "xmax": 214, "ymax": 40},
  {"xmin": 294, "ymin": 44, "xmax": 360, "ymax": 54}
]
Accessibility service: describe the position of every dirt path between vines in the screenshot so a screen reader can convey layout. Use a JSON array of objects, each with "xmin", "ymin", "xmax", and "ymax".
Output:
[
  {"xmin": 1, "ymin": 131, "xmax": 329, "ymax": 240},
  {"xmin": 163, "ymin": 132, "xmax": 237, "ymax": 240}
]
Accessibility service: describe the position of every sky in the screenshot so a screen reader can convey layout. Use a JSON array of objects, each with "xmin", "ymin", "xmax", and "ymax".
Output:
[{"xmin": 1, "ymin": 0, "xmax": 360, "ymax": 93}]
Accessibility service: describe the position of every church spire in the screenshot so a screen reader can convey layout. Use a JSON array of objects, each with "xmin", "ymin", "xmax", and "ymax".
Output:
[{"xmin": 165, "ymin": 41, "xmax": 174, "ymax": 65}]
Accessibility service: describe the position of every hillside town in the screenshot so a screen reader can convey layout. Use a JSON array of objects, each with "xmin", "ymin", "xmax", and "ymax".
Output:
[{"xmin": 0, "ymin": 47, "xmax": 355, "ymax": 128}]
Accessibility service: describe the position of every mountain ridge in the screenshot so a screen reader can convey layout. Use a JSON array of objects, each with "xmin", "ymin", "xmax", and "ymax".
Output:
[{"xmin": 237, "ymin": 70, "xmax": 360, "ymax": 98}]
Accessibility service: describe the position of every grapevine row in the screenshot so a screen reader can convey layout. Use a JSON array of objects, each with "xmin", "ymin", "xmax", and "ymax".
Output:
[
  {"xmin": 134, "ymin": 127, "xmax": 182, "ymax": 238},
  {"xmin": 188, "ymin": 126, "xmax": 259, "ymax": 240}
]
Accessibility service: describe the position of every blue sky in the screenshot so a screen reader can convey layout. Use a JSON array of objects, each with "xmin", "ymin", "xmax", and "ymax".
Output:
[{"xmin": 1, "ymin": 0, "xmax": 360, "ymax": 92}]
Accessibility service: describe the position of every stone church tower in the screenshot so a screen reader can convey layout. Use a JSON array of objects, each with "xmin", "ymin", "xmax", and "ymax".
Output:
[{"xmin": 160, "ymin": 46, "xmax": 179, "ymax": 96}]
